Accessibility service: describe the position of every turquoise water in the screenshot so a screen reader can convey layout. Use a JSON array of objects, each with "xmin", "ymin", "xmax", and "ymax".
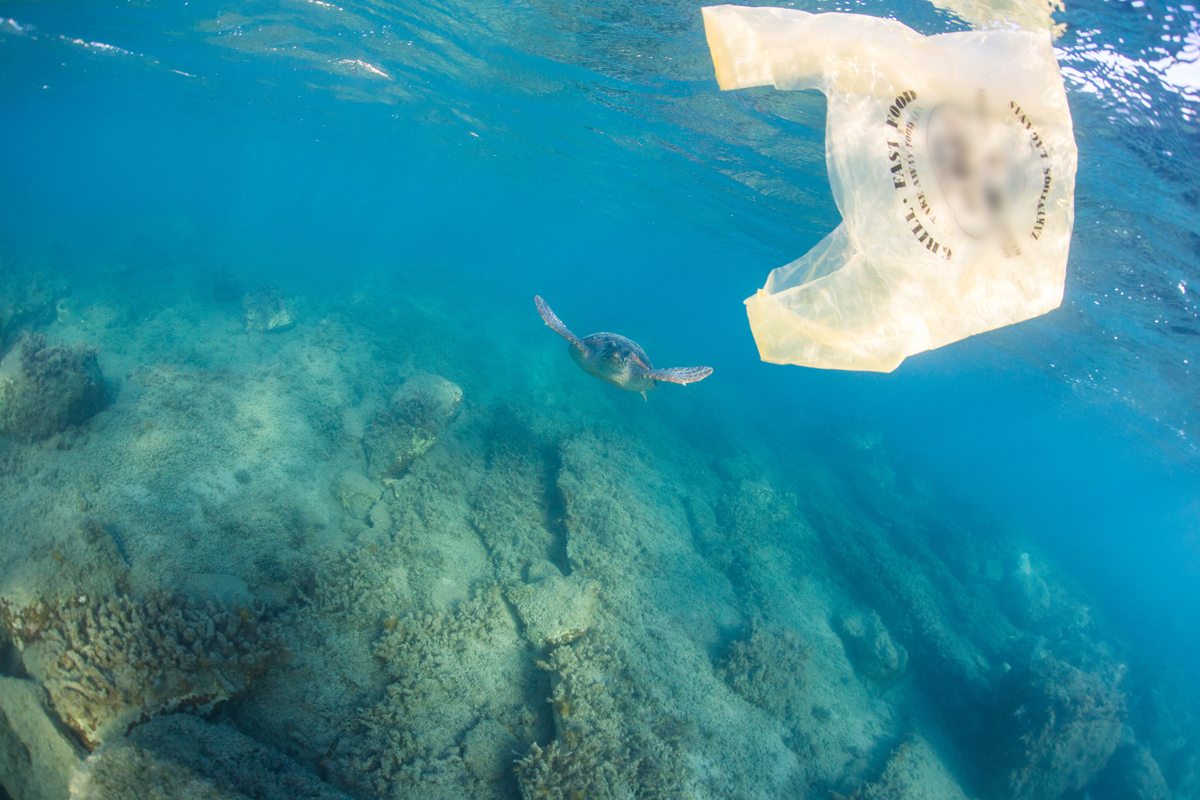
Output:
[{"xmin": 0, "ymin": 1, "xmax": 1197, "ymax": 798}]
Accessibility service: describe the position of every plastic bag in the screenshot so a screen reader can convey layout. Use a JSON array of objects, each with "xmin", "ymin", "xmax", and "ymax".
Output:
[
  {"xmin": 702, "ymin": 5, "xmax": 1077, "ymax": 372},
  {"xmin": 928, "ymin": 0, "xmax": 1064, "ymax": 37}
]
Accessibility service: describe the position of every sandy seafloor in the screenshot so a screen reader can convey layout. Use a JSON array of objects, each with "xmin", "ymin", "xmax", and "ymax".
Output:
[{"xmin": 1, "ymin": 258, "xmax": 1196, "ymax": 800}]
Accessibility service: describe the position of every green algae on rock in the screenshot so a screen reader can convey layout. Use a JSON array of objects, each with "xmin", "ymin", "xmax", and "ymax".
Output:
[
  {"xmin": 242, "ymin": 286, "xmax": 297, "ymax": 334},
  {"xmin": 0, "ymin": 334, "xmax": 108, "ymax": 441},
  {"xmin": 324, "ymin": 587, "xmax": 539, "ymax": 800},
  {"xmin": 363, "ymin": 372, "xmax": 463, "ymax": 478},
  {"xmin": 835, "ymin": 608, "xmax": 908, "ymax": 686},
  {"xmin": 719, "ymin": 619, "xmax": 809, "ymax": 719}
]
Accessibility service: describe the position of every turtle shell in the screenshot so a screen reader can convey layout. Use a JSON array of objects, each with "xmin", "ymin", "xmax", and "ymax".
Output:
[{"xmin": 571, "ymin": 332, "xmax": 655, "ymax": 392}]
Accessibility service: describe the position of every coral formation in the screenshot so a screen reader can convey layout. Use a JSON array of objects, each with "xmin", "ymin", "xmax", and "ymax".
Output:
[
  {"xmin": 468, "ymin": 407, "xmax": 570, "ymax": 581},
  {"xmin": 848, "ymin": 732, "xmax": 971, "ymax": 800},
  {"xmin": 991, "ymin": 649, "xmax": 1125, "ymax": 800},
  {"xmin": 0, "ymin": 334, "xmax": 108, "ymax": 441},
  {"xmin": 332, "ymin": 469, "xmax": 383, "ymax": 521},
  {"xmin": 72, "ymin": 713, "xmax": 351, "ymax": 800},
  {"xmin": 719, "ymin": 619, "xmax": 809, "ymax": 719},
  {"xmin": 515, "ymin": 632, "xmax": 690, "ymax": 800},
  {"xmin": 0, "ymin": 272, "xmax": 1190, "ymax": 800},
  {"xmin": 242, "ymin": 286, "xmax": 296, "ymax": 333},
  {"xmin": 324, "ymin": 587, "xmax": 538, "ymax": 800},
  {"xmin": 363, "ymin": 372, "xmax": 463, "ymax": 477},
  {"xmin": 835, "ymin": 608, "xmax": 908, "ymax": 686},
  {"xmin": 505, "ymin": 566, "xmax": 599, "ymax": 649},
  {"xmin": 7, "ymin": 592, "xmax": 278, "ymax": 749}
]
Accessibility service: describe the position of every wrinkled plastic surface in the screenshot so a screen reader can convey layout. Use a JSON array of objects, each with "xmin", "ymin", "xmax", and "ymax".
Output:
[
  {"xmin": 703, "ymin": 5, "xmax": 1077, "ymax": 372},
  {"xmin": 930, "ymin": 0, "xmax": 1064, "ymax": 36}
]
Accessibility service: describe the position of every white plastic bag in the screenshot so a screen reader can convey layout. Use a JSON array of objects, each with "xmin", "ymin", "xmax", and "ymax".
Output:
[{"xmin": 702, "ymin": 5, "xmax": 1077, "ymax": 372}]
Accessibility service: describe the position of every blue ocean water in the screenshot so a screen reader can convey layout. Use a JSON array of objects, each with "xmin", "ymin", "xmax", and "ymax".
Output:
[{"xmin": 1, "ymin": 1, "xmax": 1198, "ymax": 798}]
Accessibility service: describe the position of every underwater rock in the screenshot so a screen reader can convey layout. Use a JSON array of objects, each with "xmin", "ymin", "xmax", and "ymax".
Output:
[
  {"xmin": 0, "ymin": 676, "xmax": 84, "ymax": 800},
  {"xmin": 332, "ymin": 469, "xmax": 383, "ymax": 521},
  {"xmin": 0, "ymin": 268, "xmax": 62, "ymax": 356},
  {"xmin": 812, "ymin": 486, "xmax": 1012, "ymax": 733},
  {"xmin": 848, "ymin": 732, "xmax": 971, "ymax": 800},
  {"xmin": 718, "ymin": 619, "xmax": 808, "ymax": 719},
  {"xmin": 515, "ymin": 633, "xmax": 690, "ymax": 800},
  {"xmin": 363, "ymin": 372, "xmax": 463, "ymax": 478},
  {"xmin": 835, "ymin": 608, "xmax": 908, "ymax": 686},
  {"xmin": 8, "ymin": 592, "xmax": 278, "ymax": 749},
  {"xmin": 242, "ymin": 285, "xmax": 296, "ymax": 333},
  {"xmin": 1093, "ymin": 739, "xmax": 1171, "ymax": 800},
  {"xmin": 461, "ymin": 717, "xmax": 522, "ymax": 787},
  {"xmin": 72, "ymin": 714, "xmax": 352, "ymax": 800},
  {"xmin": 505, "ymin": 566, "xmax": 599, "ymax": 650},
  {"xmin": 992, "ymin": 650, "xmax": 1125, "ymax": 800},
  {"xmin": 0, "ymin": 333, "xmax": 108, "ymax": 441},
  {"xmin": 468, "ymin": 419, "xmax": 569, "ymax": 580},
  {"xmin": 1000, "ymin": 552, "xmax": 1053, "ymax": 626},
  {"xmin": 324, "ymin": 587, "xmax": 537, "ymax": 800}
]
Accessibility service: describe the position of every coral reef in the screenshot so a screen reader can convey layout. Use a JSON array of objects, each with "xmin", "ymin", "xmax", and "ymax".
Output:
[
  {"xmin": 848, "ymin": 732, "xmax": 971, "ymax": 800},
  {"xmin": 0, "ymin": 334, "xmax": 108, "ymax": 441},
  {"xmin": 468, "ymin": 407, "xmax": 570, "ymax": 581},
  {"xmin": 515, "ymin": 632, "xmax": 690, "ymax": 800},
  {"xmin": 809, "ymin": 477, "xmax": 1016, "ymax": 735},
  {"xmin": 6, "ymin": 592, "xmax": 278, "ymax": 749},
  {"xmin": 719, "ymin": 619, "xmax": 809, "ymax": 720},
  {"xmin": 332, "ymin": 469, "xmax": 383, "ymax": 522},
  {"xmin": 242, "ymin": 286, "xmax": 296, "ymax": 333},
  {"xmin": 72, "ymin": 713, "xmax": 352, "ymax": 800},
  {"xmin": 835, "ymin": 608, "xmax": 908, "ymax": 686},
  {"xmin": 363, "ymin": 372, "xmax": 463, "ymax": 477},
  {"xmin": 991, "ymin": 649, "xmax": 1125, "ymax": 800},
  {"xmin": 505, "ymin": 565, "xmax": 599, "ymax": 649},
  {"xmin": 324, "ymin": 587, "xmax": 539, "ymax": 800},
  {"xmin": 0, "ymin": 272, "xmax": 1190, "ymax": 800},
  {"xmin": 0, "ymin": 676, "xmax": 84, "ymax": 800}
]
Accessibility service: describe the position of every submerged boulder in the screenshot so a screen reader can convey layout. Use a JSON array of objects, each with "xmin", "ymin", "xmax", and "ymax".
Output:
[
  {"xmin": 332, "ymin": 470, "xmax": 383, "ymax": 521},
  {"xmin": 0, "ymin": 333, "xmax": 108, "ymax": 441},
  {"xmin": 0, "ymin": 676, "xmax": 84, "ymax": 800},
  {"xmin": 992, "ymin": 650, "xmax": 1125, "ymax": 800},
  {"xmin": 242, "ymin": 285, "xmax": 296, "ymax": 333},
  {"xmin": 1093, "ymin": 739, "xmax": 1171, "ymax": 800},
  {"xmin": 719, "ymin": 619, "xmax": 808, "ymax": 719},
  {"xmin": 850, "ymin": 732, "xmax": 971, "ymax": 800},
  {"xmin": 836, "ymin": 608, "xmax": 908, "ymax": 686},
  {"xmin": 0, "ymin": 269, "xmax": 62, "ymax": 357},
  {"xmin": 1000, "ymin": 552, "xmax": 1053, "ymax": 627},
  {"xmin": 505, "ymin": 564, "xmax": 599, "ymax": 649},
  {"xmin": 73, "ymin": 714, "xmax": 352, "ymax": 800},
  {"xmin": 363, "ymin": 372, "xmax": 462, "ymax": 477}
]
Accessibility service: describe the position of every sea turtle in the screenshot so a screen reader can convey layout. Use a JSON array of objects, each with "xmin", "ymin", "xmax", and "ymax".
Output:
[{"xmin": 535, "ymin": 295, "xmax": 713, "ymax": 399}]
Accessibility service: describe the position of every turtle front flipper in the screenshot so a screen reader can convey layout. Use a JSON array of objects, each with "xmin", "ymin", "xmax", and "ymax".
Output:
[
  {"xmin": 534, "ymin": 295, "xmax": 584, "ymax": 351},
  {"xmin": 646, "ymin": 366, "xmax": 713, "ymax": 385}
]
